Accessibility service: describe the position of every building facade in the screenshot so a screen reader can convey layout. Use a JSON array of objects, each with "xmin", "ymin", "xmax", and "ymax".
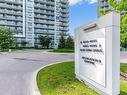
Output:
[
  {"xmin": 0, "ymin": 0, "xmax": 69, "ymax": 48},
  {"xmin": 98, "ymin": 0, "xmax": 111, "ymax": 13}
]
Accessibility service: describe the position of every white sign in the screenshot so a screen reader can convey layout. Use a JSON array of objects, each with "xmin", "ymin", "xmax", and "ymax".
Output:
[
  {"xmin": 75, "ymin": 12, "xmax": 120, "ymax": 95},
  {"xmin": 79, "ymin": 28, "xmax": 105, "ymax": 87}
]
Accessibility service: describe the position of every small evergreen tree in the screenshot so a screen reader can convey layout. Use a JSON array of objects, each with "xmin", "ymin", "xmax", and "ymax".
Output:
[
  {"xmin": 58, "ymin": 34, "xmax": 66, "ymax": 49},
  {"xmin": 39, "ymin": 35, "xmax": 45, "ymax": 48},
  {"xmin": 65, "ymin": 36, "xmax": 74, "ymax": 49},
  {"xmin": 45, "ymin": 36, "xmax": 52, "ymax": 48},
  {"xmin": 21, "ymin": 41, "xmax": 28, "ymax": 47},
  {"xmin": 39, "ymin": 35, "xmax": 52, "ymax": 48}
]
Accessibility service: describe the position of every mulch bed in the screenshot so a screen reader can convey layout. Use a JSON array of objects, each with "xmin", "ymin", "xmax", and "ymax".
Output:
[{"xmin": 120, "ymin": 72, "xmax": 127, "ymax": 81}]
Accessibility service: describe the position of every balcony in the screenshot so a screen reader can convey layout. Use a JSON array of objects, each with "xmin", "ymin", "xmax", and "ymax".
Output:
[
  {"xmin": 34, "ymin": 25, "xmax": 54, "ymax": 30},
  {"xmin": 0, "ymin": 0, "xmax": 22, "ymax": 5},
  {"xmin": 59, "ymin": 27, "xmax": 69, "ymax": 31},
  {"xmin": 34, "ymin": 15, "xmax": 54, "ymax": 20},
  {"xmin": 59, "ymin": 4, "xmax": 69, "ymax": 9},
  {"xmin": 0, "ymin": 16, "xmax": 22, "ymax": 21},
  {"xmin": 0, "ymin": 9, "xmax": 22, "ymax": 16},
  {"xmin": 34, "ymin": 20, "xmax": 54, "ymax": 25},
  {"xmin": 34, "ymin": 4, "xmax": 54, "ymax": 11},
  {"xmin": 59, "ymin": 0, "xmax": 69, "ymax": 4},
  {"xmin": 34, "ymin": 10, "xmax": 54, "ymax": 16},
  {"xmin": 59, "ymin": 23, "xmax": 69, "ymax": 27},
  {"xmin": 34, "ymin": 0, "xmax": 54, "ymax": 6},
  {"xmin": 59, "ymin": 18, "xmax": 69, "ymax": 22},
  {"xmin": 59, "ymin": 14, "xmax": 69, "ymax": 18},
  {"xmin": 34, "ymin": 31, "xmax": 54, "ymax": 36},
  {"xmin": 0, "ymin": 21, "xmax": 22, "ymax": 27},
  {"xmin": 60, "ymin": 9, "xmax": 69, "ymax": 13},
  {"xmin": 0, "ymin": 3, "xmax": 22, "ymax": 11}
]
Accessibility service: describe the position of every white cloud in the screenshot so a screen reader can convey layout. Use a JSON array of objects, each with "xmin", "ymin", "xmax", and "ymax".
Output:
[
  {"xmin": 86, "ymin": 0, "xmax": 98, "ymax": 4},
  {"xmin": 69, "ymin": 0, "xmax": 97, "ymax": 6},
  {"xmin": 69, "ymin": 0, "xmax": 82, "ymax": 6}
]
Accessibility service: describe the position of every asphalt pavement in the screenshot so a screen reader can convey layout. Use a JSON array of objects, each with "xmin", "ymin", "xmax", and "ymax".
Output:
[
  {"xmin": 0, "ymin": 50, "xmax": 127, "ymax": 95},
  {"xmin": 0, "ymin": 50, "xmax": 74, "ymax": 95}
]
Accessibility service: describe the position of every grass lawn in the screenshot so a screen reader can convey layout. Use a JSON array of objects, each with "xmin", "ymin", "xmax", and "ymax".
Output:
[
  {"xmin": 49, "ymin": 49, "xmax": 74, "ymax": 53},
  {"xmin": 37, "ymin": 61, "xmax": 127, "ymax": 95},
  {"xmin": 120, "ymin": 79, "xmax": 127, "ymax": 95},
  {"xmin": 120, "ymin": 64, "xmax": 127, "ymax": 73},
  {"xmin": 37, "ymin": 61, "xmax": 99, "ymax": 95}
]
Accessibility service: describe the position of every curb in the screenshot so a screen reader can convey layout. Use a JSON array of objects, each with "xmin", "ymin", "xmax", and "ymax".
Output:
[
  {"xmin": 0, "ymin": 52, "xmax": 9, "ymax": 55},
  {"xmin": 33, "ymin": 60, "xmax": 73, "ymax": 95}
]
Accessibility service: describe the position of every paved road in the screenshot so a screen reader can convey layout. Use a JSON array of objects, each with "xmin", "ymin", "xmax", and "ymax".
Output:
[{"xmin": 0, "ymin": 50, "xmax": 74, "ymax": 95}]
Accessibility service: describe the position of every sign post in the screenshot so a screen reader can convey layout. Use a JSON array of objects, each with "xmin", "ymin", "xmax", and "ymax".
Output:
[{"xmin": 75, "ymin": 12, "xmax": 120, "ymax": 95}]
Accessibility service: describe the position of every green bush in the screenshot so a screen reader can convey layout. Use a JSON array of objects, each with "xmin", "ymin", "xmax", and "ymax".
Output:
[{"xmin": 0, "ymin": 28, "xmax": 15, "ymax": 51}]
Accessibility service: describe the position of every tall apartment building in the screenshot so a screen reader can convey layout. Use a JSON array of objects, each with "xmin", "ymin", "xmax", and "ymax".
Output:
[
  {"xmin": 0, "ymin": 0, "xmax": 69, "ymax": 48},
  {"xmin": 98, "ymin": 0, "xmax": 112, "ymax": 13}
]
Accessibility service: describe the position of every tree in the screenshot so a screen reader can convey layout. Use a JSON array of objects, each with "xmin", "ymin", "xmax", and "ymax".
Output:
[
  {"xmin": 21, "ymin": 41, "xmax": 28, "ymax": 47},
  {"xmin": 0, "ymin": 28, "xmax": 15, "ymax": 51},
  {"xmin": 121, "ymin": 32, "xmax": 127, "ymax": 48},
  {"xmin": 45, "ymin": 36, "xmax": 52, "ymax": 49},
  {"xmin": 39, "ymin": 35, "xmax": 52, "ymax": 48},
  {"xmin": 58, "ymin": 34, "xmax": 66, "ymax": 49},
  {"xmin": 98, "ymin": 7, "xmax": 110, "ymax": 16},
  {"xmin": 65, "ymin": 36, "xmax": 74, "ymax": 49},
  {"xmin": 99, "ymin": 0, "xmax": 127, "ymax": 48},
  {"xmin": 39, "ymin": 35, "xmax": 45, "ymax": 48}
]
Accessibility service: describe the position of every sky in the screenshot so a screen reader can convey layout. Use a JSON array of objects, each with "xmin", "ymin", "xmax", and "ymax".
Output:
[{"xmin": 69, "ymin": 0, "xmax": 98, "ymax": 36}]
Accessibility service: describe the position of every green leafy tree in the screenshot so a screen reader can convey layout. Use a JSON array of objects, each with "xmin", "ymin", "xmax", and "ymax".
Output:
[
  {"xmin": 99, "ymin": 0, "xmax": 127, "ymax": 48},
  {"xmin": 21, "ymin": 41, "xmax": 28, "ymax": 47},
  {"xmin": 39, "ymin": 35, "xmax": 52, "ymax": 48},
  {"xmin": 98, "ymin": 8, "xmax": 110, "ymax": 16},
  {"xmin": 65, "ymin": 36, "xmax": 74, "ymax": 49},
  {"xmin": 45, "ymin": 36, "xmax": 52, "ymax": 48},
  {"xmin": 58, "ymin": 34, "xmax": 66, "ymax": 49},
  {"xmin": 39, "ymin": 35, "xmax": 45, "ymax": 48},
  {"xmin": 121, "ymin": 32, "xmax": 127, "ymax": 48},
  {"xmin": 0, "ymin": 28, "xmax": 15, "ymax": 51}
]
